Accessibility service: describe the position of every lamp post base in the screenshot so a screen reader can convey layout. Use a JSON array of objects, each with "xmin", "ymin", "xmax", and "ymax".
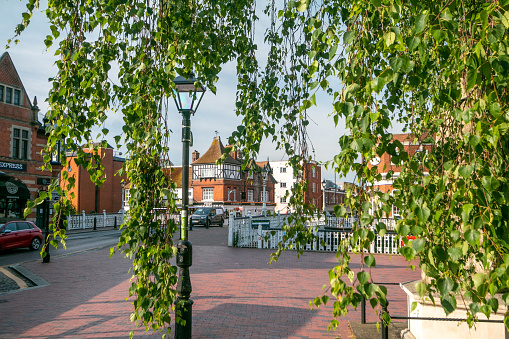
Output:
[{"xmin": 175, "ymin": 297, "xmax": 194, "ymax": 338}]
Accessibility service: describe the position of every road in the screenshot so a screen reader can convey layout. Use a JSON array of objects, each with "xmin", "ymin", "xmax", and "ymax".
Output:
[{"xmin": 0, "ymin": 228, "xmax": 122, "ymax": 267}]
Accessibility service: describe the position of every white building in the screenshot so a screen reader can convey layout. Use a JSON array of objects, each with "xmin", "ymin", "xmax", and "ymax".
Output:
[{"xmin": 269, "ymin": 160, "xmax": 298, "ymax": 213}]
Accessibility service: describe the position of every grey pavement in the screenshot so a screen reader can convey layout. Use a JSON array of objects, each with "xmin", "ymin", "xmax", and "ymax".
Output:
[{"xmin": 0, "ymin": 225, "xmax": 420, "ymax": 338}]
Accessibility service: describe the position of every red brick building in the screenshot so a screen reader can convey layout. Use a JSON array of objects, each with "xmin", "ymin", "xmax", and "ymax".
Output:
[
  {"xmin": 302, "ymin": 160, "xmax": 322, "ymax": 208},
  {"xmin": 0, "ymin": 52, "xmax": 61, "ymax": 224},
  {"xmin": 369, "ymin": 133, "xmax": 433, "ymax": 217},
  {"xmin": 63, "ymin": 144, "xmax": 126, "ymax": 214},
  {"xmin": 191, "ymin": 136, "xmax": 276, "ymax": 216}
]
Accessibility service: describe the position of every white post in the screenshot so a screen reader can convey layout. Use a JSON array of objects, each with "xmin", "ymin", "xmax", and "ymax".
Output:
[
  {"xmin": 103, "ymin": 210, "xmax": 107, "ymax": 227},
  {"xmin": 82, "ymin": 210, "xmax": 86, "ymax": 229},
  {"xmin": 258, "ymin": 224, "xmax": 263, "ymax": 249},
  {"xmin": 313, "ymin": 227, "xmax": 318, "ymax": 251},
  {"xmin": 228, "ymin": 212, "xmax": 235, "ymax": 247}
]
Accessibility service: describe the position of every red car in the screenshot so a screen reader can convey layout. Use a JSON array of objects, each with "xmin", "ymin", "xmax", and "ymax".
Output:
[{"xmin": 0, "ymin": 221, "xmax": 42, "ymax": 251}]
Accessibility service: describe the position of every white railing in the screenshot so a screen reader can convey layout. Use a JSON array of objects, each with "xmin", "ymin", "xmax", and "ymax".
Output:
[
  {"xmin": 228, "ymin": 213, "xmax": 401, "ymax": 254},
  {"xmin": 67, "ymin": 210, "xmax": 125, "ymax": 230}
]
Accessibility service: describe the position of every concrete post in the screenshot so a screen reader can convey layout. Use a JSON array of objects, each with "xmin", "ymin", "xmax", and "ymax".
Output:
[
  {"xmin": 258, "ymin": 225, "xmax": 263, "ymax": 249},
  {"xmin": 82, "ymin": 210, "xmax": 86, "ymax": 229},
  {"xmin": 103, "ymin": 210, "xmax": 106, "ymax": 227}
]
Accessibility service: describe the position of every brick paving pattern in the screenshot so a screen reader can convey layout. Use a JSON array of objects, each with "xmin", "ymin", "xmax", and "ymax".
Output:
[{"xmin": 0, "ymin": 226, "xmax": 420, "ymax": 338}]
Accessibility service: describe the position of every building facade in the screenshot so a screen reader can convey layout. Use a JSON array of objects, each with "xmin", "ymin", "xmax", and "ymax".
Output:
[
  {"xmin": 191, "ymin": 136, "xmax": 276, "ymax": 216},
  {"xmin": 63, "ymin": 144, "xmax": 126, "ymax": 214},
  {"xmin": 369, "ymin": 133, "xmax": 432, "ymax": 217},
  {"xmin": 0, "ymin": 52, "xmax": 62, "ymax": 225},
  {"xmin": 270, "ymin": 159, "xmax": 322, "ymax": 213}
]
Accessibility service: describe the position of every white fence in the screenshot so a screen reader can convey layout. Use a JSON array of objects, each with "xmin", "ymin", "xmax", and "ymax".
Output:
[
  {"xmin": 228, "ymin": 213, "xmax": 401, "ymax": 254},
  {"xmin": 68, "ymin": 210, "xmax": 125, "ymax": 230}
]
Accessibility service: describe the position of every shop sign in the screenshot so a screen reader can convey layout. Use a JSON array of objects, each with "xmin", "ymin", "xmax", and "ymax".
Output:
[
  {"xmin": 37, "ymin": 178, "xmax": 52, "ymax": 185},
  {"xmin": 0, "ymin": 161, "xmax": 27, "ymax": 172}
]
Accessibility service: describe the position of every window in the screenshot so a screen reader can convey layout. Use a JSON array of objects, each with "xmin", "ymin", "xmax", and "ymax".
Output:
[
  {"xmin": 0, "ymin": 85, "xmax": 4, "ymax": 102},
  {"xmin": 200, "ymin": 167, "xmax": 215, "ymax": 178},
  {"xmin": 261, "ymin": 191, "xmax": 269, "ymax": 202},
  {"xmin": 280, "ymin": 182, "xmax": 286, "ymax": 188},
  {"xmin": 312, "ymin": 167, "xmax": 316, "ymax": 178},
  {"xmin": 5, "ymin": 87, "xmax": 12, "ymax": 104},
  {"xmin": 280, "ymin": 167, "xmax": 286, "ymax": 173},
  {"xmin": 280, "ymin": 197, "xmax": 286, "ymax": 203},
  {"xmin": 312, "ymin": 182, "xmax": 316, "ymax": 193},
  {"xmin": 202, "ymin": 188, "xmax": 214, "ymax": 201},
  {"xmin": 17, "ymin": 222, "xmax": 33, "ymax": 230},
  {"xmin": 13, "ymin": 90, "xmax": 21, "ymax": 105},
  {"xmin": 247, "ymin": 189, "xmax": 254, "ymax": 202},
  {"xmin": 12, "ymin": 128, "xmax": 29, "ymax": 159},
  {"xmin": 392, "ymin": 190, "xmax": 400, "ymax": 217}
]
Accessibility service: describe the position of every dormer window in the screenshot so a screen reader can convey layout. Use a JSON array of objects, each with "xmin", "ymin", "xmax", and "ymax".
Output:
[{"xmin": 0, "ymin": 85, "xmax": 22, "ymax": 106}]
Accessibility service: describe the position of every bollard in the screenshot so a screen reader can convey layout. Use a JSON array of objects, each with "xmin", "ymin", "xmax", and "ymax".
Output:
[
  {"xmin": 258, "ymin": 225, "xmax": 263, "ymax": 248},
  {"xmin": 114, "ymin": 216, "xmax": 117, "ymax": 229},
  {"xmin": 93, "ymin": 217, "xmax": 97, "ymax": 231},
  {"xmin": 361, "ymin": 295, "xmax": 366, "ymax": 324},
  {"xmin": 381, "ymin": 302, "xmax": 389, "ymax": 339}
]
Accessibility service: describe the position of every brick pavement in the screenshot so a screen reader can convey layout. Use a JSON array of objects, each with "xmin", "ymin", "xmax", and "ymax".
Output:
[{"xmin": 0, "ymin": 226, "xmax": 420, "ymax": 338}]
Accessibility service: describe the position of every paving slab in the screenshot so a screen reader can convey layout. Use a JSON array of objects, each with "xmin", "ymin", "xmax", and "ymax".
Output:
[{"xmin": 0, "ymin": 226, "xmax": 420, "ymax": 338}]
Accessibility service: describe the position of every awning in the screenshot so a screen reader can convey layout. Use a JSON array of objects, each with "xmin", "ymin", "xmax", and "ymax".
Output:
[{"xmin": 0, "ymin": 172, "xmax": 31, "ymax": 199}]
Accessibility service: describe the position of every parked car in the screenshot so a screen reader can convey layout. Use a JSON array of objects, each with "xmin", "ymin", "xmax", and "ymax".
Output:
[
  {"xmin": 190, "ymin": 207, "xmax": 224, "ymax": 228},
  {"xmin": 0, "ymin": 221, "xmax": 42, "ymax": 251}
]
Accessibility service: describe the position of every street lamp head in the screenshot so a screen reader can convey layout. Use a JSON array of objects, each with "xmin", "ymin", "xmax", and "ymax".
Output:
[
  {"xmin": 322, "ymin": 180, "xmax": 327, "ymax": 189},
  {"xmin": 173, "ymin": 74, "xmax": 206, "ymax": 113}
]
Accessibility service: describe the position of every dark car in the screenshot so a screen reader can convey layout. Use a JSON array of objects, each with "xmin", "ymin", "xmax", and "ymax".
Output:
[
  {"xmin": 0, "ymin": 221, "xmax": 42, "ymax": 251},
  {"xmin": 190, "ymin": 207, "xmax": 224, "ymax": 228}
]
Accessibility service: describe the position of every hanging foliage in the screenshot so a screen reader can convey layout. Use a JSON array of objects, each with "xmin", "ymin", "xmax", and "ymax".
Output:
[{"xmin": 11, "ymin": 0, "xmax": 509, "ymax": 335}]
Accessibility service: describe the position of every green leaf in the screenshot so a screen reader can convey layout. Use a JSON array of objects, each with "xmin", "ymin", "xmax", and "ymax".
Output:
[
  {"xmin": 490, "ymin": 102, "xmax": 502, "ymax": 119},
  {"xmin": 406, "ymin": 36, "xmax": 420, "ymax": 51},
  {"xmin": 458, "ymin": 165, "xmax": 473, "ymax": 178},
  {"xmin": 364, "ymin": 254, "xmax": 376, "ymax": 267},
  {"xmin": 482, "ymin": 176, "xmax": 500, "ymax": 192},
  {"xmin": 414, "ymin": 14, "xmax": 428, "ymax": 34},
  {"xmin": 415, "ymin": 281, "xmax": 426, "ymax": 297},
  {"xmin": 447, "ymin": 247, "xmax": 462, "ymax": 262},
  {"xmin": 384, "ymin": 32, "xmax": 396, "ymax": 47},
  {"xmin": 357, "ymin": 271, "xmax": 370, "ymax": 284},
  {"xmin": 416, "ymin": 206, "xmax": 430, "ymax": 222},
  {"xmin": 437, "ymin": 277, "xmax": 454, "ymax": 295},
  {"xmin": 296, "ymin": 0, "xmax": 310, "ymax": 12},
  {"xmin": 465, "ymin": 229, "xmax": 480, "ymax": 246},
  {"xmin": 343, "ymin": 31, "xmax": 355, "ymax": 44},
  {"xmin": 467, "ymin": 68, "xmax": 477, "ymax": 91},
  {"xmin": 472, "ymin": 273, "xmax": 487, "ymax": 288},
  {"xmin": 441, "ymin": 295, "xmax": 457, "ymax": 315},
  {"xmin": 412, "ymin": 238, "xmax": 425, "ymax": 252}
]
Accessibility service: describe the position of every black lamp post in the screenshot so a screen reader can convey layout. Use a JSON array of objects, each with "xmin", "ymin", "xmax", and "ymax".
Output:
[{"xmin": 173, "ymin": 74, "xmax": 205, "ymax": 338}]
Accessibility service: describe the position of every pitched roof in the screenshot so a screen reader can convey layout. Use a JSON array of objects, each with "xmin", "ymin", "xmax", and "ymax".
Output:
[
  {"xmin": 193, "ymin": 136, "xmax": 240, "ymax": 165},
  {"xmin": 0, "ymin": 52, "xmax": 32, "ymax": 109},
  {"xmin": 163, "ymin": 166, "xmax": 192, "ymax": 188}
]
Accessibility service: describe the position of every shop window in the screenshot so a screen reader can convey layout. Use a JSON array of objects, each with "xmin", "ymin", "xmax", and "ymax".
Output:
[{"xmin": 12, "ymin": 128, "xmax": 29, "ymax": 160}]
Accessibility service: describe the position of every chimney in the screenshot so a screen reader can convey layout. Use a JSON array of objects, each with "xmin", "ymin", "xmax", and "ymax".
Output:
[
  {"xmin": 236, "ymin": 149, "xmax": 242, "ymax": 161},
  {"xmin": 192, "ymin": 150, "xmax": 200, "ymax": 163}
]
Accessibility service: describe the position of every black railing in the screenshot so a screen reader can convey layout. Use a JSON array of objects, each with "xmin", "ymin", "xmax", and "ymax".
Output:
[{"xmin": 360, "ymin": 282, "xmax": 506, "ymax": 339}]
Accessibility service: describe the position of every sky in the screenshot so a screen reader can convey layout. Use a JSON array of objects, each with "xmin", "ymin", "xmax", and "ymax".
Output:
[{"xmin": 0, "ymin": 0, "xmax": 360, "ymax": 183}]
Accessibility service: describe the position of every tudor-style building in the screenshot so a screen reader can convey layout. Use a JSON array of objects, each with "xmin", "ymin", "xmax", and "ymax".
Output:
[
  {"xmin": 191, "ymin": 136, "xmax": 276, "ymax": 216},
  {"xmin": 0, "ymin": 52, "xmax": 62, "ymax": 224}
]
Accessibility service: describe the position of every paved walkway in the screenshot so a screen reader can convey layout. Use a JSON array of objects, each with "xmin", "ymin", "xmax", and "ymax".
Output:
[{"xmin": 0, "ymin": 226, "xmax": 420, "ymax": 338}]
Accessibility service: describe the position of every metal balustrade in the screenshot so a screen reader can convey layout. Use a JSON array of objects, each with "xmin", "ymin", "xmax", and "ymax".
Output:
[{"xmin": 228, "ymin": 213, "xmax": 403, "ymax": 254}]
